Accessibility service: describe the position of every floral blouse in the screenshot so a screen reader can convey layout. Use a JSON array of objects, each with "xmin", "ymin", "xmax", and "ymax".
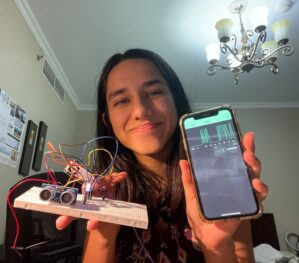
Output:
[{"xmin": 116, "ymin": 223, "xmax": 204, "ymax": 263}]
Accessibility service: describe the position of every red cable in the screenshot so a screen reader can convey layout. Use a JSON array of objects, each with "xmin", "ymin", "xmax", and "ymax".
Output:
[{"xmin": 7, "ymin": 178, "xmax": 57, "ymax": 248}]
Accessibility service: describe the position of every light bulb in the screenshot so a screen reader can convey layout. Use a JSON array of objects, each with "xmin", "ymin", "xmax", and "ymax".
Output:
[
  {"xmin": 261, "ymin": 40, "xmax": 278, "ymax": 62},
  {"xmin": 249, "ymin": 6, "xmax": 269, "ymax": 33},
  {"xmin": 227, "ymin": 54, "xmax": 242, "ymax": 68},
  {"xmin": 215, "ymin": 18, "xmax": 233, "ymax": 43},
  {"xmin": 272, "ymin": 19, "xmax": 290, "ymax": 45},
  {"xmin": 205, "ymin": 43, "xmax": 220, "ymax": 64}
]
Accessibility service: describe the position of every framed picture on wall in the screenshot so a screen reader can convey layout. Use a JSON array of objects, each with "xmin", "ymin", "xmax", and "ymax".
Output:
[
  {"xmin": 18, "ymin": 120, "xmax": 37, "ymax": 176},
  {"xmin": 32, "ymin": 121, "xmax": 48, "ymax": 171}
]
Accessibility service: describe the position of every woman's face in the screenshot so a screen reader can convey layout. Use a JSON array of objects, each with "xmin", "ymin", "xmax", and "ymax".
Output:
[{"xmin": 105, "ymin": 59, "xmax": 178, "ymax": 159}]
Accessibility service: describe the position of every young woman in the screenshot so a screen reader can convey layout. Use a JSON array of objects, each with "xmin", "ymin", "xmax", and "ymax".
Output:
[{"xmin": 56, "ymin": 49, "xmax": 268, "ymax": 263}]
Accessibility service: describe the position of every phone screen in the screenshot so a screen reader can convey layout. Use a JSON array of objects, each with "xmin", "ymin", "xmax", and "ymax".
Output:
[{"xmin": 182, "ymin": 108, "xmax": 258, "ymax": 220}]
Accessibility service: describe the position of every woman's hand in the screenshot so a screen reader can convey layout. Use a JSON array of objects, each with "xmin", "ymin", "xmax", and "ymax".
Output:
[
  {"xmin": 56, "ymin": 171, "xmax": 127, "ymax": 233},
  {"xmin": 242, "ymin": 132, "xmax": 268, "ymax": 202},
  {"xmin": 179, "ymin": 131, "xmax": 268, "ymax": 252},
  {"xmin": 180, "ymin": 159, "xmax": 241, "ymax": 251}
]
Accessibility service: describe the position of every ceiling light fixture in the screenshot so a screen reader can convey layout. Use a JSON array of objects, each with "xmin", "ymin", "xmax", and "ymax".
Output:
[{"xmin": 205, "ymin": 0, "xmax": 295, "ymax": 84}]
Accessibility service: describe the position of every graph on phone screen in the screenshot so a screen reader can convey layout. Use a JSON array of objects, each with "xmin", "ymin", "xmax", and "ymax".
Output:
[
  {"xmin": 184, "ymin": 109, "xmax": 258, "ymax": 219},
  {"xmin": 201, "ymin": 123, "xmax": 235, "ymax": 142}
]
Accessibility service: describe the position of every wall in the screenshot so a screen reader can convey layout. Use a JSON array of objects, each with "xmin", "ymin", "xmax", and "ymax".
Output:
[
  {"xmin": 75, "ymin": 110, "xmax": 97, "ymax": 143},
  {"xmin": 0, "ymin": 0, "xmax": 80, "ymax": 244},
  {"xmin": 237, "ymin": 108, "xmax": 299, "ymax": 250}
]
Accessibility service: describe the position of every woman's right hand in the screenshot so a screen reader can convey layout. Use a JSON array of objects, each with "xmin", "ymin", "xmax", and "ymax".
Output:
[
  {"xmin": 56, "ymin": 171, "xmax": 127, "ymax": 233},
  {"xmin": 179, "ymin": 132, "xmax": 268, "ymax": 262}
]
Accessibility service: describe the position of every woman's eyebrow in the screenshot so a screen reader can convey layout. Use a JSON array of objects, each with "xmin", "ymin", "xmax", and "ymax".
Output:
[
  {"xmin": 142, "ymin": 79, "xmax": 163, "ymax": 88},
  {"xmin": 107, "ymin": 88, "xmax": 127, "ymax": 102},
  {"xmin": 107, "ymin": 79, "xmax": 164, "ymax": 101}
]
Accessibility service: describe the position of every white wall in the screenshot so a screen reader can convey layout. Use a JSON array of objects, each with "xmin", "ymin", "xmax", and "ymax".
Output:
[
  {"xmin": 237, "ymin": 108, "xmax": 299, "ymax": 250},
  {"xmin": 75, "ymin": 110, "xmax": 97, "ymax": 143},
  {"xmin": 0, "ymin": 0, "xmax": 80, "ymax": 244}
]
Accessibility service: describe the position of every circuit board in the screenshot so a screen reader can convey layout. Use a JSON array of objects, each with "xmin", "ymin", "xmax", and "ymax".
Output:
[{"xmin": 14, "ymin": 186, "xmax": 148, "ymax": 229}]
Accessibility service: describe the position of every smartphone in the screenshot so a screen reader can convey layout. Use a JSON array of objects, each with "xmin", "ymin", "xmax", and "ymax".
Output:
[{"xmin": 180, "ymin": 105, "xmax": 260, "ymax": 221}]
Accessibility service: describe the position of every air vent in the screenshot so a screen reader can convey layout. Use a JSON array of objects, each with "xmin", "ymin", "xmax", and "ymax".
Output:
[
  {"xmin": 41, "ymin": 58, "xmax": 65, "ymax": 102},
  {"xmin": 54, "ymin": 78, "xmax": 65, "ymax": 102}
]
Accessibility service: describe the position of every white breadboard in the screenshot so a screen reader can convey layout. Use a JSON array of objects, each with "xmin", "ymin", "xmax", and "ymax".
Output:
[{"xmin": 14, "ymin": 186, "xmax": 148, "ymax": 229}]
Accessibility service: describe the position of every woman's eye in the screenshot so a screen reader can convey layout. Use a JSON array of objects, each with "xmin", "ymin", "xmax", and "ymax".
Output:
[
  {"xmin": 147, "ymin": 90, "xmax": 163, "ymax": 97},
  {"xmin": 113, "ymin": 98, "xmax": 129, "ymax": 107}
]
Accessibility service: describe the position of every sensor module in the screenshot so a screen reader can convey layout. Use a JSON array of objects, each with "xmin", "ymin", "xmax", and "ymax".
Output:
[{"xmin": 39, "ymin": 183, "xmax": 79, "ymax": 205}]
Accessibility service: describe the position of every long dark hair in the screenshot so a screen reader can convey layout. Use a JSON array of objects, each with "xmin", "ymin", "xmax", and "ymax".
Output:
[{"xmin": 96, "ymin": 49, "xmax": 191, "ymax": 225}]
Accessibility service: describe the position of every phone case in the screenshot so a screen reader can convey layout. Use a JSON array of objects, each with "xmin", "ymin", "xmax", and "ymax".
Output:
[{"xmin": 179, "ymin": 104, "xmax": 263, "ymax": 222}]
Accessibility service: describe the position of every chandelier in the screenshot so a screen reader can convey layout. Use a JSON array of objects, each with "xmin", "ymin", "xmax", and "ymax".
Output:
[{"xmin": 205, "ymin": 0, "xmax": 295, "ymax": 84}]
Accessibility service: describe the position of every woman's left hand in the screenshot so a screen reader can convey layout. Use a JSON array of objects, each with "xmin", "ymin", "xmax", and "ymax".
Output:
[{"xmin": 179, "ymin": 131, "xmax": 268, "ymax": 251}]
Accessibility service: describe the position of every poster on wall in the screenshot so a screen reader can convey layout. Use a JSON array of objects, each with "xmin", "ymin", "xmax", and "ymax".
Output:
[{"xmin": 0, "ymin": 88, "xmax": 26, "ymax": 168}]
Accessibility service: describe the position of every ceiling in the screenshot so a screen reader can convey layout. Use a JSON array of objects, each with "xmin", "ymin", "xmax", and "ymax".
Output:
[{"xmin": 16, "ymin": 0, "xmax": 299, "ymax": 110}]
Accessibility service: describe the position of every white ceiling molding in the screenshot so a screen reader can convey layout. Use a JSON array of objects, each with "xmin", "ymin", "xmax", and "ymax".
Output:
[{"xmin": 14, "ymin": 0, "xmax": 82, "ymax": 110}]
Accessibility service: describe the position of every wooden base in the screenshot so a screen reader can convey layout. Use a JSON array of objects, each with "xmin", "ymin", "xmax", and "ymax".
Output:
[{"xmin": 14, "ymin": 186, "xmax": 148, "ymax": 229}]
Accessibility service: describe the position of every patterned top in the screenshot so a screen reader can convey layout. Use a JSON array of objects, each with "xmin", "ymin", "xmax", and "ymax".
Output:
[{"xmin": 116, "ymin": 222, "xmax": 205, "ymax": 263}]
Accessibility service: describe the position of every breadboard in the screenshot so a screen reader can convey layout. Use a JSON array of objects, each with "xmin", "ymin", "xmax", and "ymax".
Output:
[{"xmin": 14, "ymin": 186, "xmax": 148, "ymax": 229}]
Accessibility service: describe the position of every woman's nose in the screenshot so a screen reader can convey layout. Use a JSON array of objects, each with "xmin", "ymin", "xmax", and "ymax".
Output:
[{"xmin": 132, "ymin": 97, "xmax": 153, "ymax": 119}]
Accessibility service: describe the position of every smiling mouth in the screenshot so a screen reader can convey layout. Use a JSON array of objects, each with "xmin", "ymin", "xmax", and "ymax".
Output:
[{"xmin": 131, "ymin": 123, "xmax": 160, "ymax": 133}]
